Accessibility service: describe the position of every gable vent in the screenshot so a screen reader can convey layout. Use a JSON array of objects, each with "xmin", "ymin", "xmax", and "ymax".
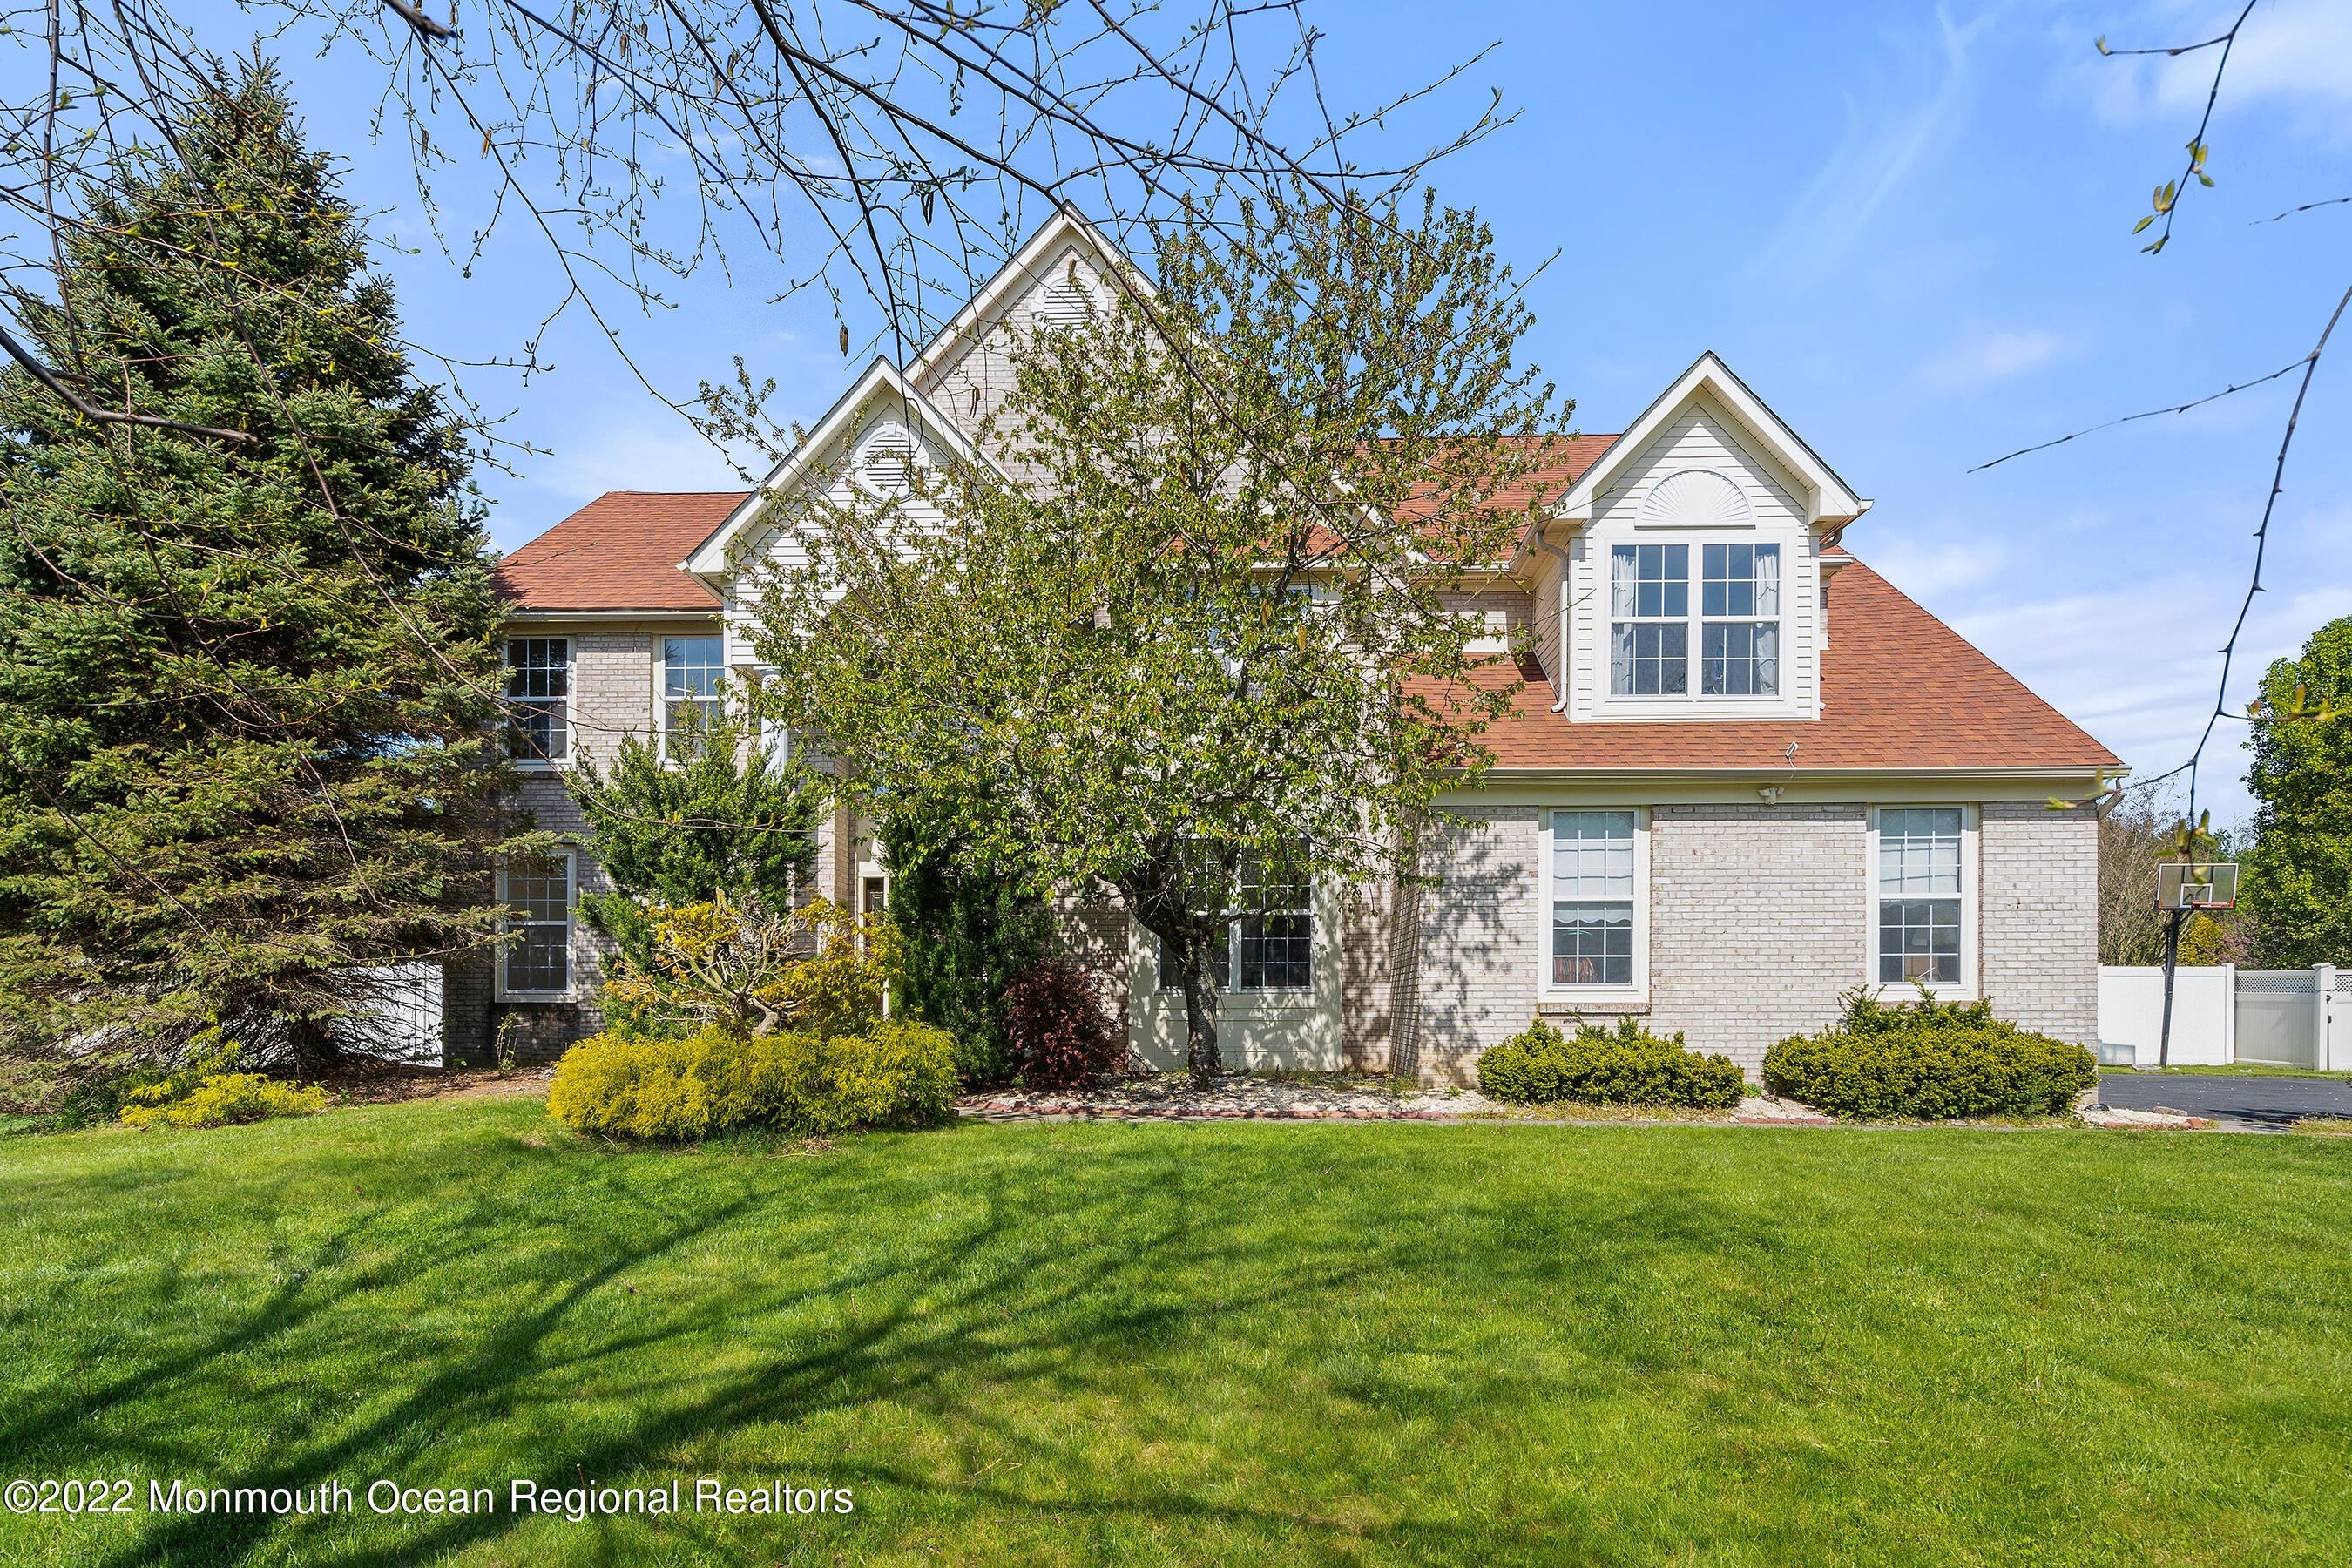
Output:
[
  {"xmin": 1033, "ymin": 277, "xmax": 1095, "ymax": 327},
  {"xmin": 1637, "ymin": 468, "xmax": 1752, "ymax": 529},
  {"xmin": 859, "ymin": 423, "xmax": 915, "ymax": 492}
]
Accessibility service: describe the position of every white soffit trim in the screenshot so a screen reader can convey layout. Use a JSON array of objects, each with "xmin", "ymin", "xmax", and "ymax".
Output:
[
  {"xmin": 677, "ymin": 357, "xmax": 992, "ymax": 589},
  {"xmin": 903, "ymin": 202, "xmax": 1154, "ymax": 393},
  {"xmin": 1550, "ymin": 352, "xmax": 1869, "ymax": 530}
]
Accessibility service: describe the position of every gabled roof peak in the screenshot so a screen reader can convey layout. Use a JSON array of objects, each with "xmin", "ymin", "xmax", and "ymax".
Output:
[{"xmin": 1552, "ymin": 352, "xmax": 1869, "ymax": 531}]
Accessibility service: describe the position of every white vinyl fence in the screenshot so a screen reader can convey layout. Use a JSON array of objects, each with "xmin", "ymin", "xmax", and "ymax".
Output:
[{"xmin": 2097, "ymin": 963, "xmax": 2344, "ymax": 1070}]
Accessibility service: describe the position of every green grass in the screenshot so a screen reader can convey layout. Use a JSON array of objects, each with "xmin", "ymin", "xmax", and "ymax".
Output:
[{"xmin": 3, "ymin": 1103, "xmax": 2350, "ymax": 1566}]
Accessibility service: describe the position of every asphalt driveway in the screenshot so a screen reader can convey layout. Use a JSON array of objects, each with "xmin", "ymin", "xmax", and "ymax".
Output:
[{"xmin": 2099, "ymin": 1070, "xmax": 2352, "ymax": 1130}]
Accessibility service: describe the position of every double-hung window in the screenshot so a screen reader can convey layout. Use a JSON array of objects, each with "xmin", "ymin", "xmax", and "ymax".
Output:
[
  {"xmin": 1156, "ymin": 855, "xmax": 1315, "ymax": 993},
  {"xmin": 1876, "ymin": 808, "xmax": 1963, "ymax": 985},
  {"xmin": 505, "ymin": 639, "xmax": 570, "ymax": 761},
  {"xmin": 1550, "ymin": 810, "xmax": 1636, "ymax": 985},
  {"xmin": 501, "ymin": 854, "xmax": 573, "ymax": 997},
  {"xmin": 1608, "ymin": 542, "xmax": 1781, "ymax": 698},
  {"xmin": 663, "ymin": 636, "xmax": 725, "ymax": 760},
  {"xmin": 1700, "ymin": 544, "xmax": 1780, "ymax": 695},
  {"xmin": 1609, "ymin": 544, "xmax": 1687, "ymax": 695}
]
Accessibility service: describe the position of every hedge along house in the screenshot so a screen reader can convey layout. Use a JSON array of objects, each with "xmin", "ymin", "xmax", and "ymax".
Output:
[{"xmin": 461, "ymin": 207, "xmax": 2120, "ymax": 1083}]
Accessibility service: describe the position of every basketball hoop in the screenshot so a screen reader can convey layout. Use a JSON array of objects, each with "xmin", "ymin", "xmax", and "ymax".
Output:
[{"xmin": 2156, "ymin": 862, "xmax": 2238, "ymax": 911}]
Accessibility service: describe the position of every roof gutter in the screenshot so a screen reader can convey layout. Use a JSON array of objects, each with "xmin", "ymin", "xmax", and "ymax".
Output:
[{"xmin": 1526, "ymin": 521, "xmax": 1571, "ymax": 713}]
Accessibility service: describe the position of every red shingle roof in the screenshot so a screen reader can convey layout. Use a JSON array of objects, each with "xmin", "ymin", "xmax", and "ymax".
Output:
[
  {"xmin": 1463, "ymin": 550, "xmax": 2119, "ymax": 772},
  {"xmin": 494, "ymin": 491, "xmax": 745, "ymax": 612}
]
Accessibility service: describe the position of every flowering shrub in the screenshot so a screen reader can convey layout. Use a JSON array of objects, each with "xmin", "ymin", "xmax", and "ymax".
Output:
[
  {"xmin": 1003, "ymin": 957, "xmax": 1124, "ymax": 1089},
  {"xmin": 598, "ymin": 895, "xmax": 902, "ymax": 1038},
  {"xmin": 120, "ymin": 1071, "xmax": 329, "ymax": 1129},
  {"xmin": 1475, "ymin": 1016, "xmax": 1744, "ymax": 1108},
  {"xmin": 548, "ymin": 1019, "xmax": 957, "ymax": 1139}
]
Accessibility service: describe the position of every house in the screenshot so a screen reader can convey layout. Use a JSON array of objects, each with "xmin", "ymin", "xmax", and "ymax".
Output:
[{"xmin": 454, "ymin": 208, "xmax": 2120, "ymax": 1083}]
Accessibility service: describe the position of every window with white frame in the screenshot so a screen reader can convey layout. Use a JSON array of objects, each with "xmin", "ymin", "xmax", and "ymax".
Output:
[
  {"xmin": 1550, "ymin": 810, "xmax": 1636, "ymax": 985},
  {"xmin": 1609, "ymin": 544, "xmax": 1687, "ymax": 695},
  {"xmin": 1700, "ymin": 543, "xmax": 1779, "ymax": 695},
  {"xmin": 1876, "ymin": 808, "xmax": 1963, "ymax": 984},
  {"xmin": 505, "ymin": 639, "xmax": 570, "ymax": 761},
  {"xmin": 1609, "ymin": 542, "xmax": 1781, "ymax": 698},
  {"xmin": 501, "ymin": 854, "xmax": 573, "ymax": 997},
  {"xmin": 1156, "ymin": 854, "xmax": 1314, "ymax": 993},
  {"xmin": 663, "ymin": 636, "xmax": 725, "ymax": 759}
]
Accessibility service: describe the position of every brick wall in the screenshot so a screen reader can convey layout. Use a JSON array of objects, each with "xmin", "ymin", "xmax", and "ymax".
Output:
[
  {"xmin": 1411, "ymin": 807, "xmax": 1540, "ymax": 1084},
  {"xmin": 1647, "ymin": 803, "xmax": 1865, "ymax": 1075},
  {"xmin": 1404, "ymin": 798, "xmax": 2098, "ymax": 1085},
  {"xmin": 1980, "ymin": 801, "xmax": 2099, "ymax": 1048}
]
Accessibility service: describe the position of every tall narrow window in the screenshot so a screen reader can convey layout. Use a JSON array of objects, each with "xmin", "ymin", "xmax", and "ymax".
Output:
[
  {"xmin": 1878, "ymin": 808, "xmax": 1962, "ymax": 983},
  {"xmin": 505, "ymin": 639, "xmax": 570, "ymax": 761},
  {"xmin": 502, "ymin": 855, "xmax": 572, "ymax": 996},
  {"xmin": 1551, "ymin": 810, "xmax": 1635, "ymax": 985},
  {"xmin": 1156, "ymin": 853, "xmax": 1312, "ymax": 993},
  {"xmin": 663, "ymin": 636, "xmax": 725, "ymax": 759},
  {"xmin": 1701, "ymin": 544, "xmax": 1780, "ymax": 695},
  {"xmin": 1609, "ymin": 544, "xmax": 1687, "ymax": 695}
]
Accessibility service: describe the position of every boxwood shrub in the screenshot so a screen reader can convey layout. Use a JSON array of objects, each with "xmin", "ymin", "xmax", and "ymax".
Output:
[
  {"xmin": 1762, "ymin": 988, "xmax": 2096, "ymax": 1119},
  {"xmin": 549, "ymin": 1019, "xmax": 959, "ymax": 1140},
  {"xmin": 1475, "ymin": 1016, "xmax": 1745, "ymax": 1109}
]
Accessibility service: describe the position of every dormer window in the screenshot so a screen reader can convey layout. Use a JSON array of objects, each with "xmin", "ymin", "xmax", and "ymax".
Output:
[
  {"xmin": 1610, "ymin": 544, "xmax": 1688, "ymax": 695},
  {"xmin": 1700, "ymin": 543, "xmax": 1779, "ymax": 695},
  {"xmin": 1608, "ymin": 542, "xmax": 1779, "ymax": 698}
]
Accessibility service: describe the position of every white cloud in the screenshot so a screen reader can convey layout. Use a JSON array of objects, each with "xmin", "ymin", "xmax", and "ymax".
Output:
[
  {"xmin": 1916, "ymin": 325, "xmax": 2075, "ymax": 392},
  {"xmin": 1942, "ymin": 546, "xmax": 2352, "ymax": 824},
  {"xmin": 2075, "ymin": 0, "xmax": 2352, "ymax": 138},
  {"xmin": 1861, "ymin": 536, "xmax": 2011, "ymax": 597},
  {"xmin": 1755, "ymin": 10, "xmax": 1989, "ymax": 284}
]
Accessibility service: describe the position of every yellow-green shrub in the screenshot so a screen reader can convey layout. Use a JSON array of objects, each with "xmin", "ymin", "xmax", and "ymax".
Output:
[
  {"xmin": 119, "ymin": 1072, "xmax": 330, "ymax": 1129},
  {"xmin": 548, "ymin": 1019, "xmax": 959, "ymax": 1140}
]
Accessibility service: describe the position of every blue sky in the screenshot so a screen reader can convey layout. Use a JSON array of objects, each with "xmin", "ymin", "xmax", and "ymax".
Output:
[{"xmin": 226, "ymin": 0, "xmax": 2352, "ymax": 826}]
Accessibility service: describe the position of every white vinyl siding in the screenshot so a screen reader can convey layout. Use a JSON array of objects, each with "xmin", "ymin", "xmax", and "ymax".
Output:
[{"xmin": 1568, "ymin": 401, "xmax": 1823, "ymax": 722}]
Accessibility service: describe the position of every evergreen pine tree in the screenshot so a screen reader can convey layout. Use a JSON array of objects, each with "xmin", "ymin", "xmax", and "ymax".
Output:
[
  {"xmin": 0, "ymin": 64, "xmax": 516, "ymax": 1066},
  {"xmin": 881, "ymin": 816, "xmax": 1051, "ymax": 1086}
]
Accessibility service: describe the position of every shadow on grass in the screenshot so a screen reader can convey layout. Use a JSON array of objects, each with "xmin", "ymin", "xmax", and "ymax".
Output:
[{"xmin": 9, "ymin": 1114, "xmax": 1821, "ymax": 1567}]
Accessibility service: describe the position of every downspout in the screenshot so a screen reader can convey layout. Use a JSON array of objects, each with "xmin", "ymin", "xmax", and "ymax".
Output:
[{"xmin": 1528, "ymin": 522, "xmax": 1572, "ymax": 713}]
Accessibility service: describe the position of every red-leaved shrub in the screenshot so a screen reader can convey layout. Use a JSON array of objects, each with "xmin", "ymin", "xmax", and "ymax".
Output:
[{"xmin": 1003, "ymin": 956, "xmax": 1124, "ymax": 1089}]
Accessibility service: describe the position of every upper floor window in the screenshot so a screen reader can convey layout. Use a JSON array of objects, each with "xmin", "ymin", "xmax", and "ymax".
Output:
[
  {"xmin": 505, "ymin": 639, "xmax": 569, "ymax": 762},
  {"xmin": 1609, "ymin": 544, "xmax": 1687, "ymax": 695},
  {"xmin": 1551, "ymin": 809, "xmax": 1635, "ymax": 985},
  {"xmin": 663, "ymin": 636, "xmax": 724, "ymax": 759},
  {"xmin": 1609, "ymin": 542, "xmax": 1780, "ymax": 697},
  {"xmin": 1701, "ymin": 544, "xmax": 1779, "ymax": 695},
  {"xmin": 1876, "ymin": 808, "xmax": 1963, "ymax": 985}
]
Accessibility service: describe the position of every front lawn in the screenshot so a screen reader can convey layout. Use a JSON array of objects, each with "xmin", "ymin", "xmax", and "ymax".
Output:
[{"xmin": 3, "ymin": 1103, "xmax": 2348, "ymax": 1565}]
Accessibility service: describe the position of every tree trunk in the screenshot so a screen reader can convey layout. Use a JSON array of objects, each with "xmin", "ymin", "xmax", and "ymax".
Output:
[{"xmin": 1179, "ymin": 932, "xmax": 1222, "ymax": 1085}]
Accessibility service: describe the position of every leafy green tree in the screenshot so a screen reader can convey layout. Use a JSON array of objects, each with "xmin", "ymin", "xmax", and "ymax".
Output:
[
  {"xmin": 880, "ymin": 814, "xmax": 1051, "ymax": 1086},
  {"xmin": 2245, "ymin": 617, "xmax": 2352, "ymax": 966},
  {"xmin": 749, "ymin": 189, "xmax": 1573, "ymax": 1081},
  {"xmin": 0, "ymin": 65, "xmax": 516, "ymax": 1069},
  {"xmin": 565, "ymin": 713, "xmax": 823, "ymax": 983}
]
